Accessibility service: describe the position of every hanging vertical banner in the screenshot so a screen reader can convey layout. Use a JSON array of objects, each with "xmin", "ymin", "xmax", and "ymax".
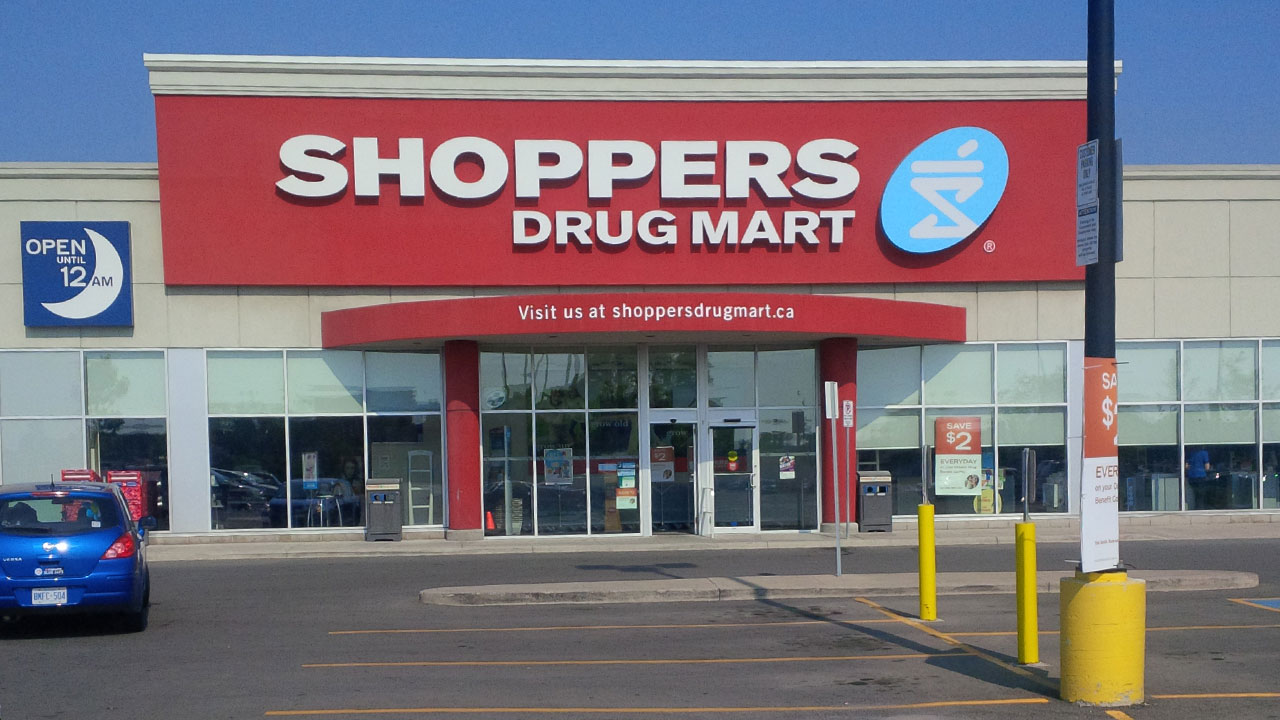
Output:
[
  {"xmin": 934, "ymin": 417, "xmax": 982, "ymax": 496},
  {"xmin": 1080, "ymin": 357, "xmax": 1120, "ymax": 572}
]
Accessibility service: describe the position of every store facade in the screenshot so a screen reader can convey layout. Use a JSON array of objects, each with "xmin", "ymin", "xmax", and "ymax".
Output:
[{"xmin": 1, "ymin": 55, "xmax": 1277, "ymax": 539}]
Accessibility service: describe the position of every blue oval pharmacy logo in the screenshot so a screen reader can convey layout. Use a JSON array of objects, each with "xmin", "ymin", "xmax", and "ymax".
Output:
[{"xmin": 880, "ymin": 127, "xmax": 1009, "ymax": 254}]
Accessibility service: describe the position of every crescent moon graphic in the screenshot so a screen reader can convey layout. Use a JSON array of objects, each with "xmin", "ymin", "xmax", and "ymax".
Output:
[{"xmin": 41, "ymin": 228, "xmax": 125, "ymax": 319}]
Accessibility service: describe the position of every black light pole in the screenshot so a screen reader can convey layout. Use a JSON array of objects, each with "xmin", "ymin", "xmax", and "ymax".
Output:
[{"xmin": 1085, "ymin": 0, "xmax": 1117, "ymax": 357}]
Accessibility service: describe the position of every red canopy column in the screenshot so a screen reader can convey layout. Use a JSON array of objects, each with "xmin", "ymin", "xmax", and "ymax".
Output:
[
  {"xmin": 819, "ymin": 338, "xmax": 859, "ymax": 529},
  {"xmin": 444, "ymin": 340, "xmax": 482, "ymax": 538}
]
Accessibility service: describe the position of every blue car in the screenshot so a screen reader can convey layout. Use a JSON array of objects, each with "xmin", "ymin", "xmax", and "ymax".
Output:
[{"xmin": 0, "ymin": 482, "xmax": 155, "ymax": 632}]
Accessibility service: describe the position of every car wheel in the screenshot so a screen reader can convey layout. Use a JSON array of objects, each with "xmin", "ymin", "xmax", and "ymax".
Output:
[{"xmin": 121, "ymin": 581, "xmax": 150, "ymax": 633}]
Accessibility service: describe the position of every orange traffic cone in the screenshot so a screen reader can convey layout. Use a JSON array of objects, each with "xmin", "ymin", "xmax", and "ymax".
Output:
[{"xmin": 485, "ymin": 511, "xmax": 495, "ymax": 530}]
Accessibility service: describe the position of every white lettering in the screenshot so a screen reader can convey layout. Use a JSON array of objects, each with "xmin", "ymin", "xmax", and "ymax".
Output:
[
  {"xmin": 690, "ymin": 211, "xmax": 738, "ymax": 246},
  {"xmin": 353, "ymin": 137, "xmax": 425, "ymax": 198},
  {"xmin": 638, "ymin": 210, "xmax": 677, "ymax": 246},
  {"xmin": 783, "ymin": 211, "xmax": 821, "ymax": 245},
  {"xmin": 740, "ymin": 210, "xmax": 782, "ymax": 246},
  {"xmin": 277, "ymin": 134, "xmax": 348, "ymax": 198},
  {"xmin": 820, "ymin": 210, "xmax": 857, "ymax": 245},
  {"xmin": 793, "ymin": 139, "xmax": 860, "ymax": 200},
  {"xmin": 725, "ymin": 141, "xmax": 792, "ymax": 199},
  {"xmin": 429, "ymin": 136, "xmax": 508, "ymax": 200},
  {"xmin": 588, "ymin": 141, "xmax": 656, "ymax": 199},
  {"xmin": 514, "ymin": 140, "xmax": 583, "ymax": 199},
  {"xmin": 660, "ymin": 141, "xmax": 719, "ymax": 199},
  {"xmin": 512, "ymin": 211, "xmax": 551, "ymax": 246},
  {"xmin": 555, "ymin": 211, "xmax": 594, "ymax": 247}
]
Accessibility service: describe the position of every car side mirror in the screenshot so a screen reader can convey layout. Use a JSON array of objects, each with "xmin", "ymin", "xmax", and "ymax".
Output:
[{"xmin": 138, "ymin": 516, "xmax": 159, "ymax": 536}]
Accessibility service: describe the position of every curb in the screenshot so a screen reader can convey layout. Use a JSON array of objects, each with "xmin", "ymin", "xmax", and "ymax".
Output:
[{"xmin": 418, "ymin": 569, "xmax": 1259, "ymax": 606}]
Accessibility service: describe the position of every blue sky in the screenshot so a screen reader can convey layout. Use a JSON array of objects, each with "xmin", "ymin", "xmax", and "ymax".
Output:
[{"xmin": 1, "ymin": 0, "xmax": 1277, "ymax": 164}]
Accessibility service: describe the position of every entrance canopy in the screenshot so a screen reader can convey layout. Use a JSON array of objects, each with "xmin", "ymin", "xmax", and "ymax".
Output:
[{"xmin": 321, "ymin": 292, "xmax": 965, "ymax": 349}]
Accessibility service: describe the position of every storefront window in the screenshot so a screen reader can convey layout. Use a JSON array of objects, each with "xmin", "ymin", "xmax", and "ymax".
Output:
[
  {"xmin": 649, "ymin": 346, "xmax": 696, "ymax": 408},
  {"xmin": 209, "ymin": 417, "xmax": 285, "ymax": 529},
  {"xmin": 481, "ymin": 350, "xmax": 533, "ymax": 411},
  {"xmin": 859, "ymin": 347, "xmax": 921, "ymax": 407},
  {"xmin": 286, "ymin": 351, "xmax": 364, "ymax": 414},
  {"xmin": 1118, "ymin": 405, "xmax": 1180, "ymax": 511},
  {"xmin": 1184, "ymin": 341, "xmax": 1256, "ymax": 402},
  {"xmin": 758, "ymin": 348, "xmax": 817, "ymax": 407},
  {"xmin": 587, "ymin": 350, "xmax": 638, "ymax": 409},
  {"xmin": 996, "ymin": 407, "xmax": 1067, "ymax": 513},
  {"xmin": 534, "ymin": 352, "xmax": 586, "ymax": 410},
  {"xmin": 0, "ymin": 351, "xmax": 82, "ymax": 416},
  {"xmin": 1118, "ymin": 342, "xmax": 1179, "ymax": 402},
  {"xmin": 1262, "ymin": 403, "xmax": 1280, "ymax": 509},
  {"xmin": 368, "ymin": 415, "xmax": 444, "ymax": 526},
  {"xmin": 759, "ymin": 408, "xmax": 818, "ymax": 530},
  {"xmin": 482, "ymin": 414, "xmax": 533, "ymax": 536},
  {"xmin": 87, "ymin": 417, "xmax": 168, "ymax": 530},
  {"xmin": 589, "ymin": 412, "xmax": 640, "ymax": 534},
  {"xmin": 207, "ymin": 351, "xmax": 285, "ymax": 415},
  {"xmin": 287, "ymin": 416, "xmax": 364, "ymax": 528},
  {"xmin": 1184, "ymin": 404, "xmax": 1258, "ymax": 510},
  {"xmin": 365, "ymin": 352, "xmax": 441, "ymax": 412},
  {"xmin": 856, "ymin": 408, "xmax": 922, "ymax": 514},
  {"xmin": 535, "ymin": 412, "xmax": 587, "ymax": 535},
  {"xmin": 997, "ymin": 344, "xmax": 1066, "ymax": 404},
  {"xmin": 707, "ymin": 348, "xmax": 755, "ymax": 408},
  {"xmin": 923, "ymin": 345, "xmax": 993, "ymax": 406},
  {"xmin": 85, "ymin": 351, "xmax": 166, "ymax": 416},
  {"xmin": 1, "ymin": 419, "xmax": 82, "ymax": 485}
]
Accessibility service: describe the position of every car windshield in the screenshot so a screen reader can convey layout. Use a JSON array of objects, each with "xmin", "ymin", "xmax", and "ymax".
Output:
[{"xmin": 0, "ymin": 495, "xmax": 121, "ymax": 536}]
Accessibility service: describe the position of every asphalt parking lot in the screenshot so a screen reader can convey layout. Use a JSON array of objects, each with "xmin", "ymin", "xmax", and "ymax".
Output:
[{"xmin": 7, "ymin": 541, "xmax": 1280, "ymax": 719}]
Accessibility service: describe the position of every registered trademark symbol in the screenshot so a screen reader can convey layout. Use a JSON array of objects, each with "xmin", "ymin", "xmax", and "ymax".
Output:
[{"xmin": 983, "ymin": 239, "xmax": 996, "ymax": 253}]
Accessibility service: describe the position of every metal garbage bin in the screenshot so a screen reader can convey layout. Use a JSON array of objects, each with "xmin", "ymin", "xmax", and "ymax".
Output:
[
  {"xmin": 364, "ymin": 481, "xmax": 403, "ymax": 541},
  {"xmin": 857, "ymin": 471, "xmax": 893, "ymax": 532}
]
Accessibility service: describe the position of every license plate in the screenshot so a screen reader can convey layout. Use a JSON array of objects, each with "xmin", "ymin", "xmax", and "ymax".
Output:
[{"xmin": 32, "ymin": 587, "xmax": 67, "ymax": 606}]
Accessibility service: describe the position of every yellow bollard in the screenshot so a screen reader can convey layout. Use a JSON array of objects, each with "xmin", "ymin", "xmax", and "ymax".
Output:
[
  {"xmin": 1014, "ymin": 522, "xmax": 1039, "ymax": 664},
  {"xmin": 917, "ymin": 504, "xmax": 936, "ymax": 621},
  {"xmin": 1059, "ymin": 571, "xmax": 1146, "ymax": 705}
]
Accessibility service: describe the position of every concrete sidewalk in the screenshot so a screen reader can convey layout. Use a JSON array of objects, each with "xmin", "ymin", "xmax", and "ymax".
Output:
[
  {"xmin": 418, "ymin": 569, "xmax": 1260, "ymax": 606},
  {"xmin": 147, "ymin": 511, "xmax": 1280, "ymax": 563}
]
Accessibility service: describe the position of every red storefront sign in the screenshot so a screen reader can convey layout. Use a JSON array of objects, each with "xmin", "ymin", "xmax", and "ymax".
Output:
[{"xmin": 154, "ymin": 96, "xmax": 1083, "ymax": 287}]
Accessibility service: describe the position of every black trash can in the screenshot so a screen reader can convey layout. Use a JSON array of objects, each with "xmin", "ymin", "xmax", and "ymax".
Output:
[
  {"xmin": 364, "ymin": 481, "xmax": 403, "ymax": 541},
  {"xmin": 857, "ymin": 471, "xmax": 893, "ymax": 532}
]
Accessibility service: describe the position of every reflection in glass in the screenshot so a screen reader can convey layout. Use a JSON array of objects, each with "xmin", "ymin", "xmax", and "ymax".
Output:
[
  {"xmin": 286, "ymin": 351, "xmax": 364, "ymax": 414},
  {"xmin": 712, "ymin": 426, "xmax": 754, "ymax": 528},
  {"xmin": 923, "ymin": 345, "xmax": 992, "ymax": 405},
  {"xmin": 286, "ymin": 416, "xmax": 365, "ymax": 528},
  {"xmin": 1, "ymin": 419, "xmax": 83, "ymax": 485},
  {"xmin": 707, "ymin": 348, "xmax": 754, "ymax": 408},
  {"xmin": 759, "ymin": 409, "xmax": 818, "ymax": 530},
  {"xmin": 650, "ymin": 423, "xmax": 696, "ymax": 532},
  {"xmin": 536, "ymin": 412, "xmax": 587, "ymax": 534},
  {"xmin": 0, "ymin": 351, "xmax": 82, "ymax": 416},
  {"xmin": 1183, "ymin": 341, "xmax": 1257, "ymax": 402},
  {"xmin": 649, "ymin": 346, "xmax": 696, "ymax": 408},
  {"xmin": 207, "ymin": 351, "xmax": 285, "ymax": 415},
  {"xmin": 757, "ymin": 348, "xmax": 816, "ymax": 407},
  {"xmin": 858, "ymin": 347, "xmax": 921, "ymax": 407},
  {"xmin": 482, "ymin": 414, "xmax": 533, "ymax": 536},
  {"xmin": 996, "ymin": 344, "xmax": 1066, "ymax": 404},
  {"xmin": 996, "ymin": 445, "xmax": 1067, "ymax": 514},
  {"xmin": 85, "ymin": 351, "xmax": 167, "ymax": 416},
  {"xmin": 587, "ymin": 350, "xmax": 638, "ymax": 409},
  {"xmin": 87, "ymin": 418, "xmax": 169, "ymax": 530},
  {"xmin": 589, "ymin": 413, "xmax": 640, "ymax": 534},
  {"xmin": 368, "ymin": 415, "xmax": 444, "ymax": 525},
  {"xmin": 365, "ymin": 352, "xmax": 442, "ymax": 412},
  {"xmin": 209, "ymin": 417, "xmax": 286, "ymax": 529},
  {"xmin": 535, "ymin": 352, "xmax": 586, "ymax": 410},
  {"xmin": 1117, "ymin": 342, "xmax": 1179, "ymax": 402},
  {"xmin": 480, "ymin": 351, "xmax": 532, "ymax": 411},
  {"xmin": 1118, "ymin": 405, "xmax": 1180, "ymax": 511}
]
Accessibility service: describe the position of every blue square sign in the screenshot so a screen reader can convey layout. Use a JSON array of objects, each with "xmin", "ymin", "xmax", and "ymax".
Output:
[{"xmin": 21, "ymin": 221, "xmax": 134, "ymax": 327}]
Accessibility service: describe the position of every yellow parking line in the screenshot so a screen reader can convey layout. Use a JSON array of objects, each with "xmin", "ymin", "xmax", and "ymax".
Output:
[
  {"xmin": 264, "ymin": 697, "xmax": 1051, "ymax": 716},
  {"xmin": 330, "ymin": 618, "xmax": 903, "ymax": 636},
  {"xmin": 1104, "ymin": 711, "xmax": 1135, "ymax": 720},
  {"xmin": 854, "ymin": 597, "xmax": 1058, "ymax": 693},
  {"xmin": 303, "ymin": 650, "xmax": 965, "ymax": 669}
]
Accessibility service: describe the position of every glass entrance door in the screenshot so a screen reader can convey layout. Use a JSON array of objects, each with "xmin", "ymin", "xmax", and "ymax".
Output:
[
  {"xmin": 711, "ymin": 425, "xmax": 758, "ymax": 530},
  {"xmin": 649, "ymin": 422, "xmax": 697, "ymax": 533}
]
